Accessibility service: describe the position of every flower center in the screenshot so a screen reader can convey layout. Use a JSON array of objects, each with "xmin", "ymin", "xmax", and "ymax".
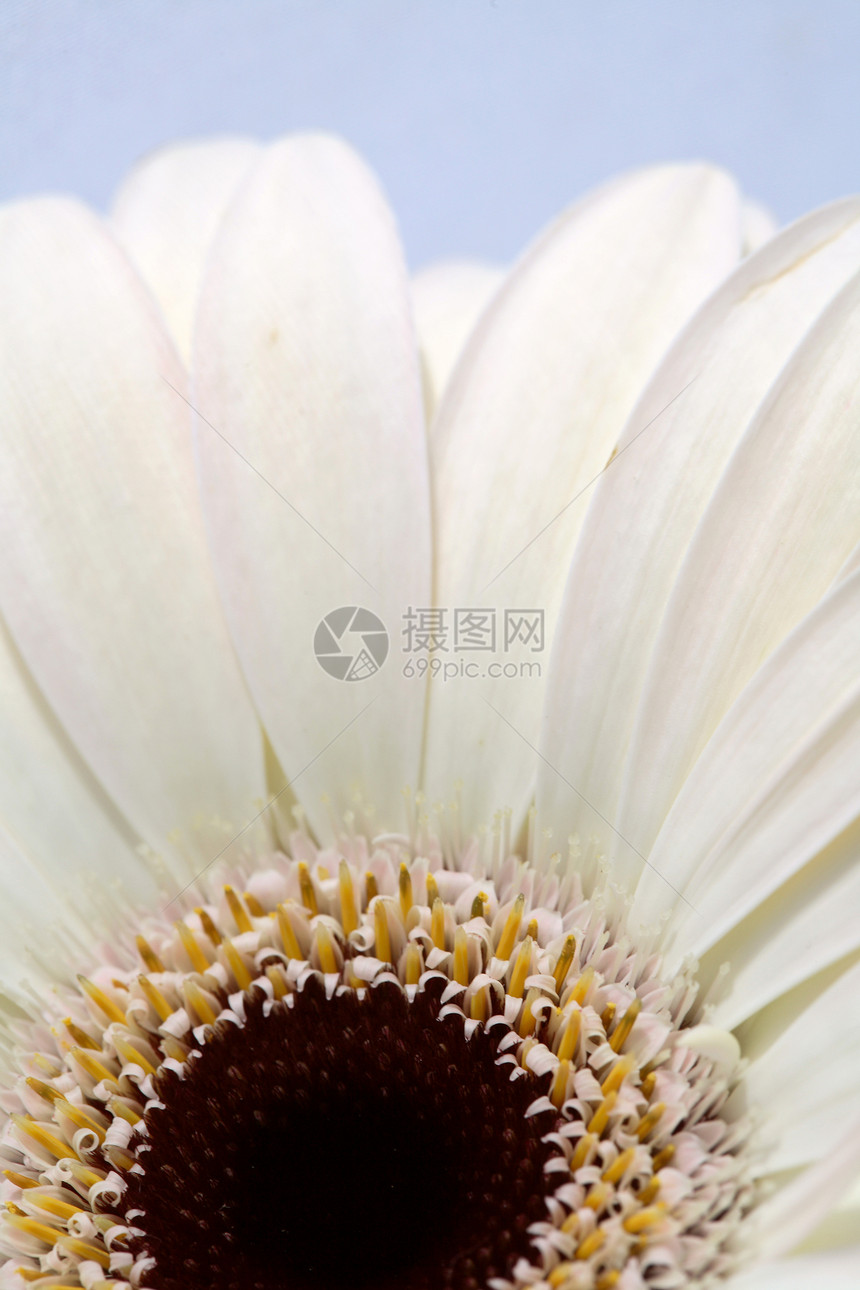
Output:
[
  {"xmin": 125, "ymin": 978, "xmax": 555, "ymax": 1290},
  {"xmin": 0, "ymin": 825, "xmax": 754, "ymax": 1290}
]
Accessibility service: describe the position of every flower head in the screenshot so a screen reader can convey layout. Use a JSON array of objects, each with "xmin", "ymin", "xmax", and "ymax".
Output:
[{"xmin": 0, "ymin": 135, "xmax": 858, "ymax": 1290}]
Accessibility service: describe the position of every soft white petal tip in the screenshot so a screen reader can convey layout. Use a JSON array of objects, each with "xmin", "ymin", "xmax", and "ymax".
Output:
[{"xmin": 676, "ymin": 1024, "xmax": 741, "ymax": 1066}]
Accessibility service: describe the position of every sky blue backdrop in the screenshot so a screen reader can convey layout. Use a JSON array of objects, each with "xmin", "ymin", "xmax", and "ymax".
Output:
[{"xmin": 1, "ymin": 0, "xmax": 858, "ymax": 267}]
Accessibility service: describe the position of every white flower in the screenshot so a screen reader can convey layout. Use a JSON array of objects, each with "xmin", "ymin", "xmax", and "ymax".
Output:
[{"xmin": 0, "ymin": 134, "xmax": 858, "ymax": 1290}]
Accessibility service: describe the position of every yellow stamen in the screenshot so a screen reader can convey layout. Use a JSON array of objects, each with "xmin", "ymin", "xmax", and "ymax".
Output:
[
  {"xmin": 3, "ymin": 1171, "xmax": 37, "ymax": 1190},
  {"xmin": 315, "ymin": 923, "xmax": 339, "ymax": 974},
  {"xmin": 58, "ymin": 1235, "xmax": 111, "ymax": 1268},
  {"xmin": 518, "ymin": 987, "xmax": 539, "ymax": 1037},
  {"xmin": 405, "ymin": 943, "xmax": 422, "ymax": 986},
  {"xmin": 96, "ymin": 1215, "xmax": 127, "ymax": 1240},
  {"xmin": 5, "ymin": 1213, "xmax": 64, "ymax": 1245},
  {"xmin": 470, "ymin": 987, "xmax": 487, "ymax": 1022},
  {"xmin": 339, "ymin": 860, "xmax": 358, "ymax": 936},
  {"xmin": 297, "ymin": 862, "xmax": 318, "ymax": 915},
  {"xmin": 636, "ymin": 1102, "xmax": 666, "ymax": 1142},
  {"xmin": 495, "ymin": 893, "xmax": 525, "ymax": 961},
  {"xmin": 76, "ymin": 977, "xmax": 126, "ymax": 1026},
  {"xmin": 576, "ymin": 1227, "xmax": 606, "ymax": 1259},
  {"xmin": 195, "ymin": 907, "xmax": 223, "ymax": 946},
  {"xmin": 138, "ymin": 976, "xmax": 173, "ymax": 1023},
  {"xmin": 470, "ymin": 890, "xmax": 488, "ymax": 919},
  {"xmin": 550, "ymin": 1059, "xmax": 570, "ymax": 1109},
  {"xmin": 223, "ymin": 939, "xmax": 253, "ymax": 991},
  {"xmin": 597, "ymin": 1272, "xmax": 621, "ymax": 1290},
  {"xmin": 556, "ymin": 1008, "xmax": 581, "ymax": 1062},
  {"xmin": 24, "ymin": 1077, "xmax": 60, "ymax": 1105},
  {"xmin": 568, "ymin": 965, "xmax": 595, "ymax": 1006},
  {"xmin": 174, "ymin": 921, "xmax": 209, "ymax": 974},
  {"xmin": 602, "ymin": 1146, "xmax": 636, "ymax": 1184},
  {"xmin": 184, "ymin": 980, "xmax": 219, "ymax": 1027},
  {"xmin": 623, "ymin": 1202, "xmax": 667, "ymax": 1234},
  {"xmin": 652, "ymin": 1143, "xmax": 675, "ymax": 1172},
  {"xmin": 224, "ymin": 885, "xmax": 253, "ymax": 934},
  {"xmin": 585, "ymin": 1180, "xmax": 611, "ymax": 1211},
  {"xmin": 548, "ymin": 1263, "xmax": 575, "ymax": 1288},
  {"xmin": 66, "ymin": 1161, "xmax": 105, "ymax": 1188},
  {"xmin": 601, "ymin": 1001, "xmax": 616, "ymax": 1031},
  {"xmin": 425, "ymin": 872, "xmax": 439, "ymax": 907},
  {"xmin": 113, "ymin": 1036, "xmax": 157, "ymax": 1078},
  {"xmin": 104, "ymin": 1145, "xmax": 135, "ymax": 1171},
  {"xmin": 639, "ymin": 1176, "xmax": 661, "ymax": 1205},
  {"xmin": 161, "ymin": 1035, "xmax": 190, "ymax": 1063},
  {"xmin": 453, "ymin": 926, "xmax": 469, "ymax": 986},
  {"xmin": 135, "ymin": 936, "xmax": 163, "ymax": 973},
  {"xmin": 266, "ymin": 964, "xmax": 289, "ymax": 999},
  {"xmin": 601, "ymin": 1053, "xmax": 636, "ymax": 1095},
  {"xmin": 512, "ymin": 1039, "xmax": 532, "ymax": 1071},
  {"xmin": 610, "ymin": 998, "xmax": 642, "ymax": 1053},
  {"xmin": 365, "ymin": 871, "xmax": 378, "ymax": 903},
  {"xmin": 431, "ymin": 896, "xmax": 446, "ymax": 951},
  {"xmin": 641, "ymin": 1070, "xmax": 657, "ymax": 1101},
  {"xmin": 374, "ymin": 901, "xmax": 392, "ymax": 964},
  {"xmin": 221, "ymin": 939, "xmax": 252, "ymax": 985},
  {"xmin": 587, "ymin": 1090, "xmax": 617, "ymax": 1137},
  {"xmin": 55, "ymin": 1099, "xmax": 106, "ymax": 1142},
  {"xmin": 560, "ymin": 1210, "xmax": 579, "ymax": 1236},
  {"xmin": 244, "ymin": 891, "xmax": 266, "ymax": 917},
  {"xmin": 399, "ymin": 862, "xmax": 413, "ymax": 919},
  {"xmin": 509, "ymin": 935, "xmax": 533, "ymax": 999},
  {"xmin": 107, "ymin": 1097, "xmax": 142, "ymax": 1126},
  {"xmin": 276, "ymin": 903, "xmax": 302, "ymax": 959},
  {"xmin": 31, "ymin": 1054, "xmax": 62, "ymax": 1078},
  {"xmin": 552, "ymin": 934, "xmax": 576, "ymax": 993},
  {"xmin": 29, "ymin": 1193, "xmax": 83, "ymax": 1221},
  {"xmin": 63, "ymin": 1019, "xmax": 99, "ymax": 1050},
  {"xmin": 524, "ymin": 917, "xmax": 538, "ymax": 940},
  {"xmin": 570, "ymin": 1133, "xmax": 595, "ymax": 1171},
  {"xmin": 11, "ymin": 1116, "xmax": 75, "ymax": 1162}
]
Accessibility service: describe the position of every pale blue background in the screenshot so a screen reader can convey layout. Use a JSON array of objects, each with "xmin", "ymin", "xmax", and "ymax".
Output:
[{"xmin": 1, "ymin": 0, "xmax": 858, "ymax": 266}]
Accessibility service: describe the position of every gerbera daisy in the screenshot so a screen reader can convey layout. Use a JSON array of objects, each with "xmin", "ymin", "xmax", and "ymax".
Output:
[{"xmin": 0, "ymin": 134, "xmax": 858, "ymax": 1290}]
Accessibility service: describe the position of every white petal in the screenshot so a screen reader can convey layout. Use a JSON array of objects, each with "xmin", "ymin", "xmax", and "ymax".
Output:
[
  {"xmin": 411, "ymin": 260, "xmax": 504, "ymax": 421},
  {"xmin": 0, "ymin": 198, "xmax": 265, "ymax": 867},
  {"xmin": 796, "ymin": 1176, "xmax": 860, "ymax": 1255},
  {"xmin": 616, "ymin": 266, "xmax": 860, "ymax": 875},
  {"xmin": 837, "ymin": 539, "xmax": 860, "ymax": 583},
  {"xmin": 110, "ymin": 136, "xmax": 262, "ymax": 361},
  {"xmin": 537, "ymin": 199, "xmax": 860, "ymax": 878},
  {"xmin": 727, "ymin": 961, "xmax": 860, "ymax": 1174},
  {"xmin": 701, "ymin": 819, "xmax": 860, "ymax": 1032},
  {"xmin": 750, "ymin": 1123, "xmax": 860, "ymax": 1260},
  {"xmin": 422, "ymin": 165, "xmax": 742, "ymax": 832},
  {"xmin": 741, "ymin": 197, "xmax": 778, "ymax": 255},
  {"xmin": 193, "ymin": 135, "xmax": 430, "ymax": 838},
  {"xmin": 0, "ymin": 825, "xmax": 94, "ymax": 991},
  {"xmin": 726, "ymin": 1248, "xmax": 860, "ymax": 1290},
  {"xmin": 0, "ymin": 614, "xmax": 148, "ymax": 903},
  {"xmin": 631, "ymin": 569, "xmax": 860, "ymax": 995}
]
